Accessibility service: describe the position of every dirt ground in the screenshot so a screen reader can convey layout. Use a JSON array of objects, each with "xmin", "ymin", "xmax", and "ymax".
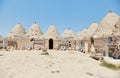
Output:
[{"xmin": 0, "ymin": 50, "xmax": 120, "ymax": 78}]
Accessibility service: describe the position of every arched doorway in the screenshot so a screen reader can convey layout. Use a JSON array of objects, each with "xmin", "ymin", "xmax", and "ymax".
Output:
[
  {"xmin": 68, "ymin": 41, "xmax": 71, "ymax": 48},
  {"xmin": 49, "ymin": 39, "xmax": 53, "ymax": 49}
]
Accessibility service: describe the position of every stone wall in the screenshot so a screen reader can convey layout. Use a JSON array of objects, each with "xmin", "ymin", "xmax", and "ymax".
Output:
[{"xmin": 94, "ymin": 37, "xmax": 107, "ymax": 54}]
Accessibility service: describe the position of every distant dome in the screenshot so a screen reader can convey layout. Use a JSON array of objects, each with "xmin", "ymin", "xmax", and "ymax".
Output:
[
  {"xmin": 77, "ymin": 29, "xmax": 88, "ymax": 40},
  {"xmin": 86, "ymin": 22, "xmax": 98, "ymax": 36},
  {"xmin": 45, "ymin": 24, "xmax": 59, "ymax": 39},
  {"xmin": 77, "ymin": 22, "xmax": 98, "ymax": 39},
  {"xmin": 8, "ymin": 23, "xmax": 26, "ymax": 38},
  {"xmin": 26, "ymin": 22, "xmax": 43, "ymax": 38},
  {"xmin": 62, "ymin": 29, "xmax": 75, "ymax": 37},
  {"xmin": 12, "ymin": 23, "xmax": 25, "ymax": 34}
]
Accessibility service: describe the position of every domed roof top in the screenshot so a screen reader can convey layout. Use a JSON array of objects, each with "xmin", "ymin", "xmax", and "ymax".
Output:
[
  {"xmin": 8, "ymin": 23, "xmax": 26, "ymax": 38},
  {"xmin": 62, "ymin": 29, "xmax": 75, "ymax": 37},
  {"xmin": 26, "ymin": 22, "xmax": 43, "ymax": 38},
  {"xmin": 87, "ymin": 22, "xmax": 98, "ymax": 35},
  {"xmin": 93, "ymin": 11, "xmax": 119, "ymax": 38},
  {"xmin": 11, "ymin": 23, "xmax": 25, "ymax": 34},
  {"xmin": 77, "ymin": 29, "xmax": 89, "ymax": 40},
  {"xmin": 100, "ymin": 11, "xmax": 119, "ymax": 24},
  {"xmin": 45, "ymin": 24, "xmax": 59, "ymax": 38},
  {"xmin": 77, "ymin": 22, "xmax": 98, "ymax": 39}
]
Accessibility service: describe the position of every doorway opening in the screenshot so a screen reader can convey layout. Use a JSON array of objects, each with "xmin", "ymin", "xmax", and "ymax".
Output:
[
  {"xmin": 49, "ymin": 39, "xmax": 53, "ymax": 49},
  {"xmin": 69, "ymin": 41, "xmax": 71, "ymax": 48}
]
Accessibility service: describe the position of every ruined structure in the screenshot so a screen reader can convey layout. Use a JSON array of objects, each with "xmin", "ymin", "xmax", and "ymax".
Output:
[
  {"xmin": 77, "ymin": 22, "xmax": 98, "ymax": 53},
  {"xmin": 26, "ymin": 22, "xmax": 43, "ymax": 38},
  {"xmin": 59, "ymin": 29, "xmax": 76, "ymax": 50},
  {"xmin": 45, "ymin": 24, "xmax": 59, "ymax": 50},
  {"xmin": 0, "ymin": 11, "xmax": 119, "ymax": 59},
  {"xmin": 8, "ymin": 23, "xmax": 26, "ymax": 38},
  {"xmin": 93, "ymin": 11, "xmax": 119, "ymax": 38},
  {"xmin": 93, "ymin": 11, "xmax": 120, "ymax": 54},
  {"xmin": 107, "ymin": 18, "xmax": 120, "ymax": 59},
  {"xmin": 76, "ymin": 11, "xmax": 120, "ymax": 59}
]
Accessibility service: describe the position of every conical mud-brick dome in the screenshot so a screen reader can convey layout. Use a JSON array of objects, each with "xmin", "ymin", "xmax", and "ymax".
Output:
[
  {"xmin": 45, "ymin": 24, "xmax": 59, "ymax": 39},
  {"xmin": 77, "ymin": 22, "xmax": 98, "ymax": 40},
  {"xmin": 77, "ymin": 29, "xmax": 88, "ymax": 40},
  {"xmin": 8, "ymin": 23, "xmax": 26, "ymax": 38},
  {"xmin": 26, "ymin": 22, "xmax": 43, "ymax": 38},
  {"xmin": 62, "ymin": 29, "xmax": 75, "ymax": 38},
  {"xmin": 94, "ymin": 11, "xmax": 119, "ymax": 38},
  {"xmin": 87, "ymin": 22, "xmax": 98, "ymax": 36},
  {"xmin": 112, "ymin": 18, "xmax": 120, "ymax": 36}
]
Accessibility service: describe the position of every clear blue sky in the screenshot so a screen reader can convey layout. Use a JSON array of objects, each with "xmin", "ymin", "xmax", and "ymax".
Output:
[{"xmin": 0, "ymin": 0, "xmax": 120, "ymax": 36}]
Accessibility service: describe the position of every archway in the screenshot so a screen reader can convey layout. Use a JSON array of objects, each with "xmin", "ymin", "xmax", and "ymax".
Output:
[
  {"xmin": 49, "ymin": 39, "xmax": 53, "ymax": 49},
  {"xmin": 68, "ymin": 41, "xmax": 71, "ymax": 48}
]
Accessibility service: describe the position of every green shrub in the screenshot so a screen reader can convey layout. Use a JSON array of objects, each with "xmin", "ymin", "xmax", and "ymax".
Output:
[{"xmin": 100, "ymin": 61, "xmax": 120, "ymax": 70}]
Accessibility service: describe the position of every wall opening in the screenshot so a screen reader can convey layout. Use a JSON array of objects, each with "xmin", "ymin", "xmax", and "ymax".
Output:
[
  {"xmin": 49, "ymin": 39, "xmax": 53, "ymax": 49},
  {"xmin": 69, "ymin": 41, "xmax": 71, "ymax": 47}
]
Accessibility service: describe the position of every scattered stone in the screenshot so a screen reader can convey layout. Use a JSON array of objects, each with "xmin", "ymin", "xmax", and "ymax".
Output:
[
  {"xmin": 51, "ymin": 71, "xmax": 55, "ymax": 73},
  {"xmin": 41, "ymin": 48, "xmax": 49, "ymax": 55},
  {"xmin": 86, "ymin": 72, "xmax": 94, "ymax": 76},
  {"xmin": 51, "ymin": 70, "xmax": 60, "ymax": 74},
  {"xmin": 0, "ymin": 54, "xmax": 3, "ymax": 56},
  {"xmin": 56, "ymin": 70, "xmax": 60, "ymax": 73}
]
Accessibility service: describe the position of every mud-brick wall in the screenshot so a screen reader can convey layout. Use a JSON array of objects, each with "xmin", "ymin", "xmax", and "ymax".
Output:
[
  {"xmin": 44, "ymin": 38, "xmax": 59, "ymax": 50},
  {"xmin": 45, "ymin": 39, "xmax": 49, "ymax": 49},
  {"xmin": 94, "ymin": 38, "xmax": 107, "ymax": 53},
  {"xmin": 54, "ymin": 40, "xmax": 59, "ymax": 50},
  {"xmin": 80, "ymin": 39, "xmax": 91, "ymax": 52},
  {"xmin": 16, "ymin": 38, "xmax": 32, "ymax": 50},
  {"xmin": 71, "ymin": 40, "xmax": 76, "ymax": 50}
]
